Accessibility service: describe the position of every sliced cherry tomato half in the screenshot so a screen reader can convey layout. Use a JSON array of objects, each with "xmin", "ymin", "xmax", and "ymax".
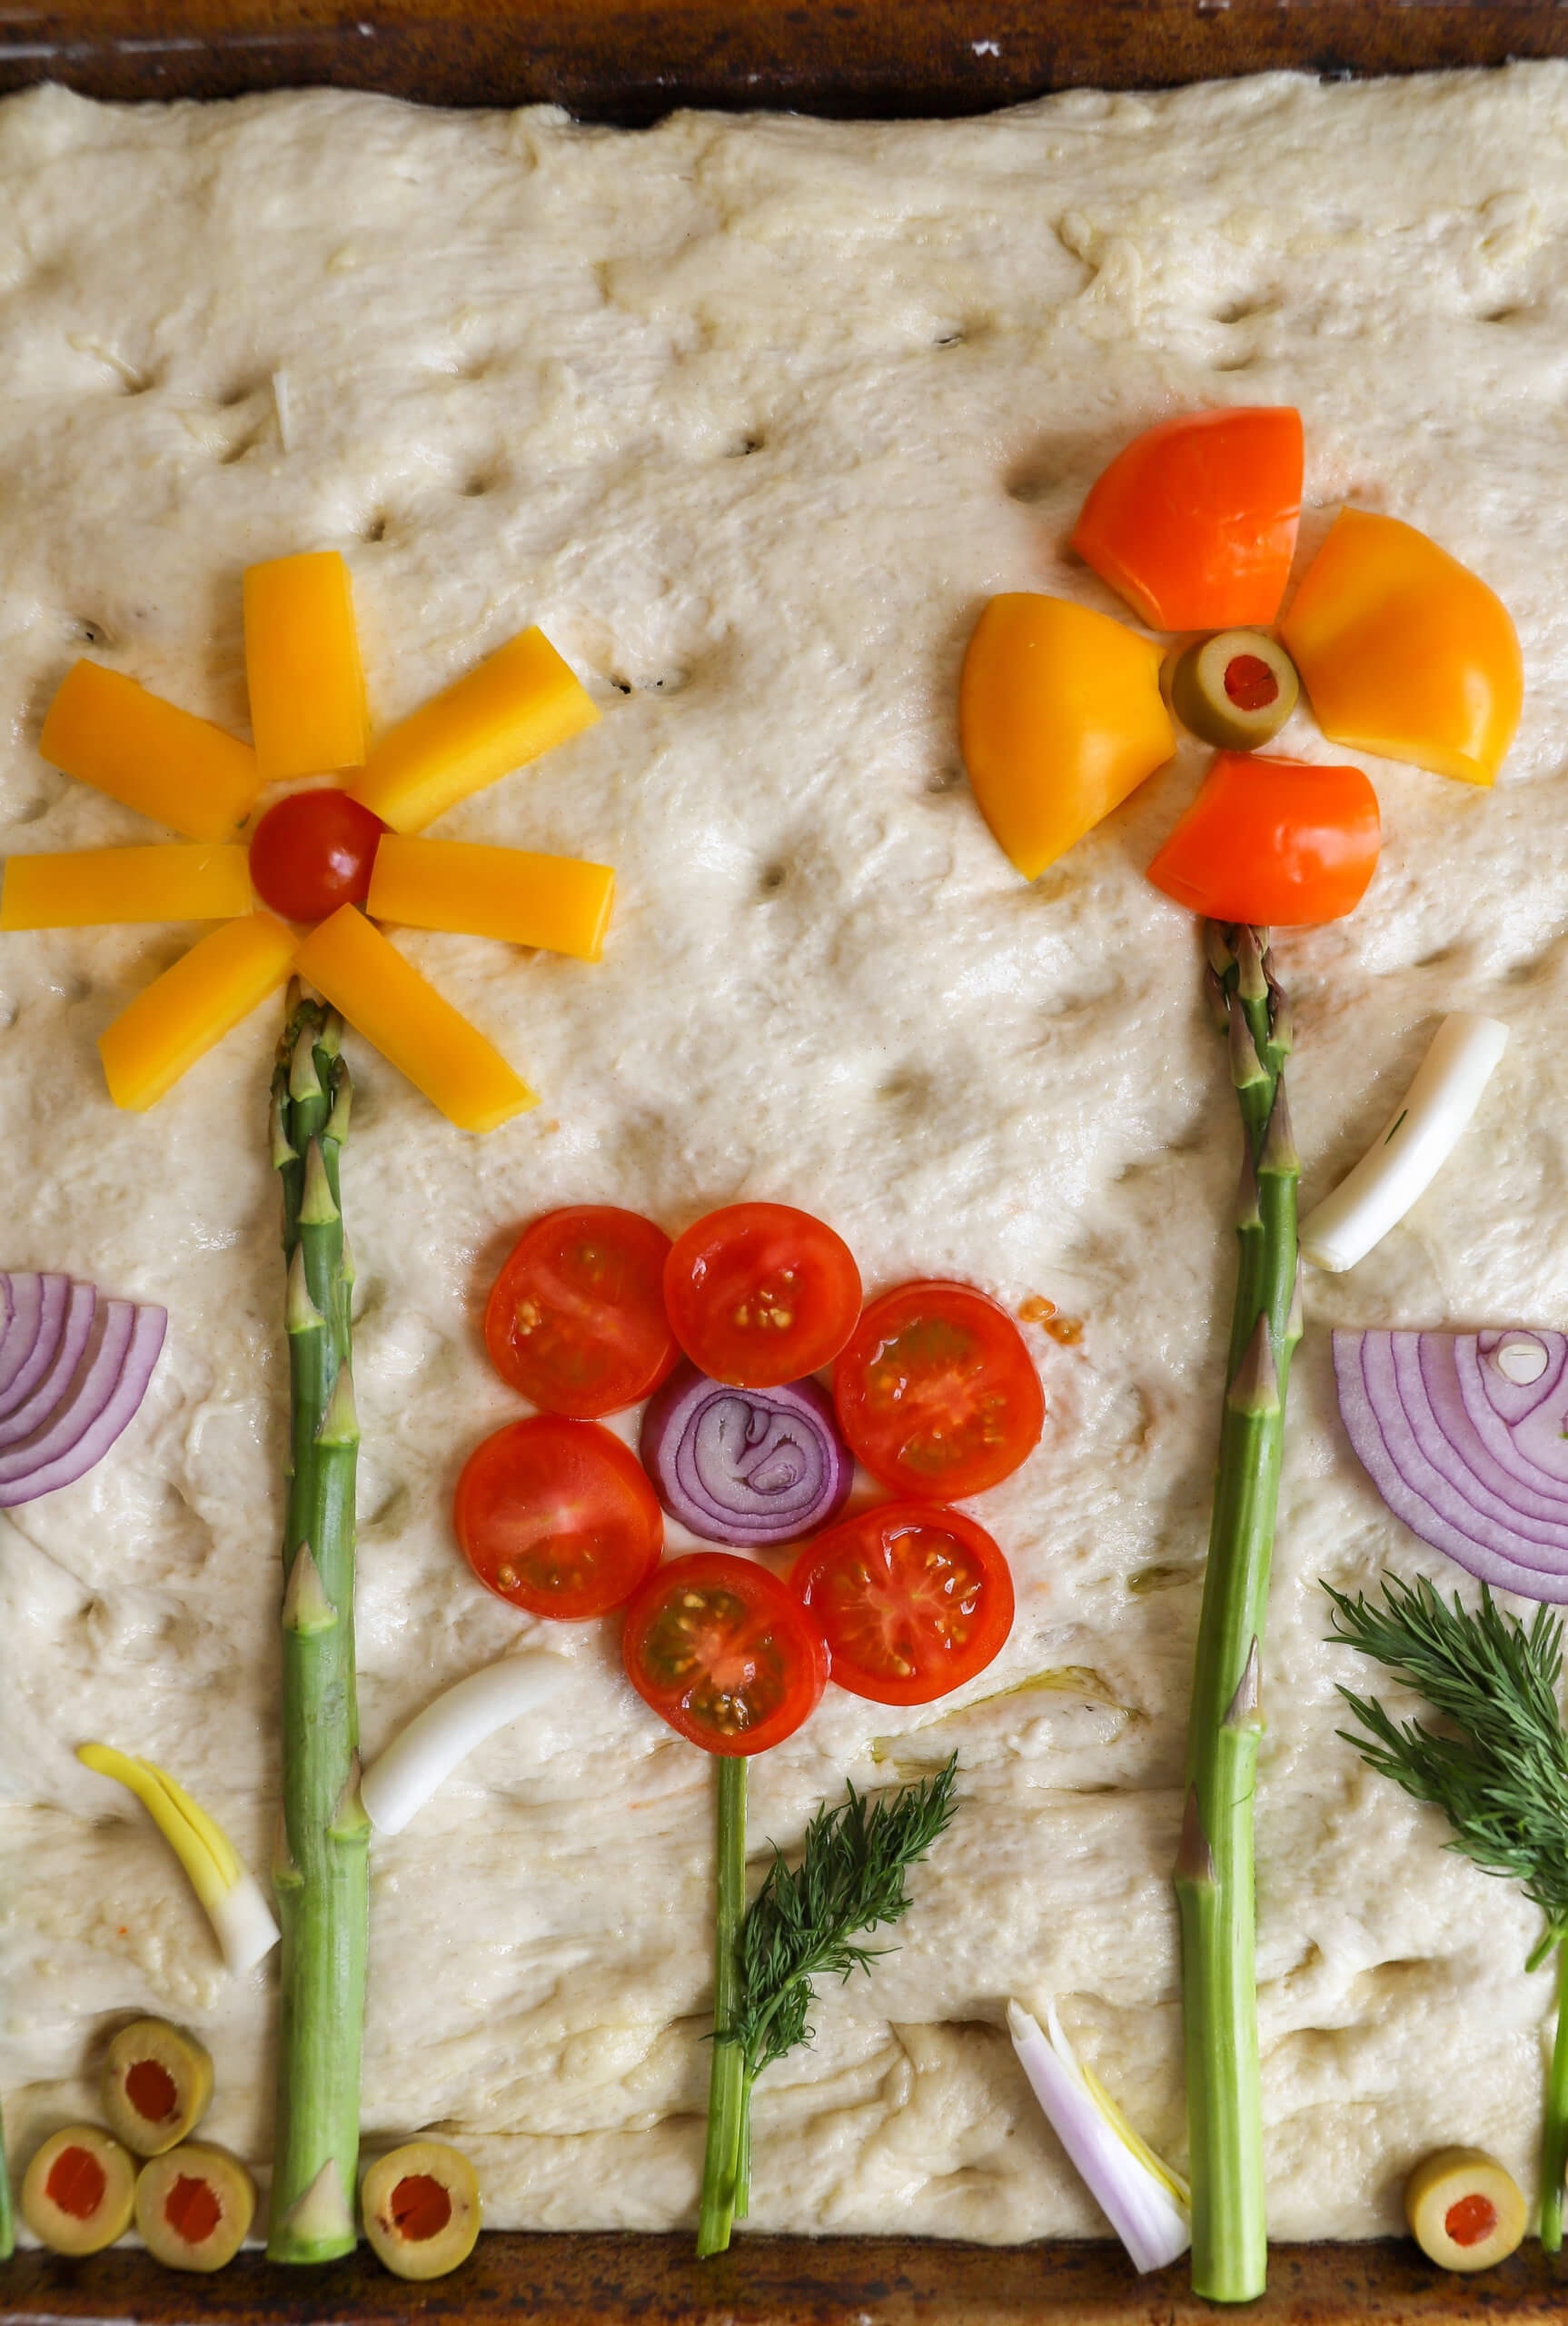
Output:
[
  {"xmin": 664, "ymin": 1202, "xmax": 862, "ymax": 1389},
  {"xmin": 483, "ymin": 1206, "xmax": 679, "ymax": 1419},
  {"xmin": 1071, "ymin": 406, "xmax": 1303, "ymax": 632},
  {"xmin": 792, "ymin": 1501, "xmax": 1015, "ymax": 1705},
  {"xmin": 454, "ymin": 1415, "xmax": 663, "ymax": 1621},
  {"xmin": 1146, "ymin": 750, "xmax": 1380, "ymax": 927},
  {"xmin": 834, "ymin": 1280, "xmax": 1044, "ymax": 1500},
  {"xmin": 621, "ymin": 1550, "xmax": 828, "ymax": 1755},
  {"xmin": 248, "ymin": 788, "xmax": 386, "ymax": 922}
]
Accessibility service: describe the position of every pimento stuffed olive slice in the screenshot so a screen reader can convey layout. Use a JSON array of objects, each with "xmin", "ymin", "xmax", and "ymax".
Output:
[
  {"xmin": 833, "ymin": 1281, "xmax": 1045, "ymax": 1500},
  {"xmin": 664, "ymin": 1203, "xmax": 861, "ymax": 1389},
  {"xmin": 622, "ymin": 1551, "xmax": 829, "ymax": 1754},
  {"xmin": 1169, "ymin": 631, "xmax": 1299, "ymax": 751},
  {"xmin": 792, "ymin": 1503, "xmax": 1015, "ymax": 1705},
  {"xmin": 362, "ymin": 2141, "xmax": 481, "ymax": 2280},
  {"xmin": 22, "ymin": 2126, "xmax": 136, "ymax": 2255},
  {"xmin": 482, "ymin": 1206, "xmax": 679, "ymax": 1419},
  {"xmin": 1404, "ymin": 2148, "xmax": 1526, "ymax": 2272},
  {"xmin": 134, "ymin": 2143, "xmax": 256, "ymax": 2272},
  {"xmin": 454, "ymin": 1415, "xmax": 663, "ymax": 1620},
  {"xmin": 102, "ymin": 2017, "xmax": 213, "ymax": 2158}
]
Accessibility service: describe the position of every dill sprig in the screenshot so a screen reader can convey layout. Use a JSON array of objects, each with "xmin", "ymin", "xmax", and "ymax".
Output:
[
  {"xmin": 1324, "ymin": 1575, "xmax": 1568, "ymax": 1959},
  {"xmin": 733, "ymin": 1754, "xmax": 959, "ymax": 2084},
  {"xmin": 1324, "ymin": 1573, "xmax": 1568, "ymax": 2249}
]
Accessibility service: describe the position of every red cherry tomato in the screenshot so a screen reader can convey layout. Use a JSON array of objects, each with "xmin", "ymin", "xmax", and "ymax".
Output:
[
  {"xmin": 483, "ymin": 1207, "xmax": 679, "ymax": 1419},
  {"xmin": 1146, "ymin": 751, "xmax": 1380, "ymax": 927},
  {"xmin": 792, "ymin": 1501, "xmax": 1015, "ymax": 1705},
  {"xmin": 621, "ymin": 1550, "xmax": 828, "ymax": 1755},
  {"xmin": 454, "ymin": 1415, "xmax": 663, "ymax": 1621},
  {"xmin": 664, "ymin": 1203, "xmax": 862, "ymax": 1389},
  {"xmin": 1071, "ymin": 406, "xmax": 1303, "ymax": 631},
  {"xmin": 248, "ymin": 789, "xmax": 386, "ymax": 922},
  {"xmin": 834, "ymin": 1280, "xmax": 1044, "ymax": 1500}
]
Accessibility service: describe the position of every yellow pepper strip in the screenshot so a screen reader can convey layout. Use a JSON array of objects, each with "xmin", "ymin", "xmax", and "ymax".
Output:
[
  {"xmin": 294, "ymin": 904, "xmax": 536, "ymax": 1132},
  {"xmin": 1280, "ymin": 509, "xmax": 1523, "ymax": 787},
  {"xmin": 366, "ymin": 836, "xmax": 615, "ymax": 961},
  {"xmin": 350, "ymin": 627, "xmax": 599, "ymax": 834},
  {"xmin": 959, "ymin": 595, "xmax": 1175, "ymax": 880},
  {"xmin": 77, "ymin": 1743, "xmax": 281, "ymax": 1973},
  {"xmin": 98, "ymin": 911, "xmax": 299, "ymax": 1111},
  {"xmin": 2, "ymin": 845, "xmax": 252, "ymax": 929},
  {"xmin": 39, "ymin": 661, "xmax": 261, "ymax": 842},
  {"xmin": 243, "ymin": 551, "xmax": 369, "ymax": 780}
]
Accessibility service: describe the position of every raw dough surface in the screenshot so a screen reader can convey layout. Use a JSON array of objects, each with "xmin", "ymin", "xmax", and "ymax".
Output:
[{"xmin": 1, "ymin": 62, "xmax": 1566, "ymax": 2242}]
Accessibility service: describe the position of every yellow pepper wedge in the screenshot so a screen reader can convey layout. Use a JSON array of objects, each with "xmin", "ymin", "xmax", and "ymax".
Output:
[
  {"xmin": 1280, "ymin": 509, "xmax": 1523, "ymax": 786},
  {"xmin": 243, "ymin": 552, "xmax": 369, "ymax": 780},
  {"xmin": 99, "ymin": 912, "xmax": 299, "ymax": 1111},
  {"xmin": 350, "ymin": 627, "xmax": 599, "ymax": 834},
  {"xmin": 959, "ymin": 595, "xmax": 1175, "ymax": 880},
  {"xmin": 293, "ymin": 905, "xmax": 536, "ymax": 1132},
  {"xmin": 366, "ymin": 837, "xmax": 614, "ymax": 961},
  {"xmin": 40, "ymin": 662, "xmax": 261, "ymax": 842},
  {"xmin": 3, "ymin": 845, "xmax": 251, "ymax": 929}
]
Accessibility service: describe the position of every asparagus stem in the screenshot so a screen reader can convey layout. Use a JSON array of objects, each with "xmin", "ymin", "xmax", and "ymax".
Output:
[
  {"xmin": 696, "ymin": 1755, "xmax": 748, "ymax": 2259},
  {"xmin": 1542, "ymin": 1940, "xmax": 1568, "ymax": 2251},
  {"xmin": 267, "ymin": 995, "xmax": 367, "ymax": 2264},
  {"xmin": 1176, "ymin": 924, "xmax": 1301, "ymax": 2303}
]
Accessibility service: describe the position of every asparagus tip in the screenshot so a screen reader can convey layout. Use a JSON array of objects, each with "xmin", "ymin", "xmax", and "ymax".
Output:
[
  {"xmin": 1203, "ymin": 964, "xmax": 1230, "ymax": 1034},
  {"xmin": 282, "ymin": 1542, "xmax": 338, "ymax": 1635},
  {"xmin": 1226, "ymin": 1312, "xmax": 1280, "ymax": 1418},
  {"xmin": 1236, "ymin": 1143, "xmax": 1261, "ymax": 1232},
  {"xmin": 329, "ymin": 1755, "xmax": 372, "ymax": 1842},
  {"xmin": 288, "ymin": 1025, "xmax": 324, "ymax": 1105},
  {"xmin": 1235, "ymin": 925, "xmax": 1268, "ymax": 1004},
  {"xmin": 1205, "ymin": 921, "xmax": 1236, "ymax": 980},
  {"xmin": 324, "ymin": 1059, "xmax": 353, "ymax": 1147},
  {"xmin": 271, "ymin": 1807, "xmax": 303, "ymax": 1892},
  {"xmin": 316, "ymin": 1009, "xmax": 343, "ymax": 1063},
  {"xmin": 1174, "ymin": 1784, "xmax": 1216, "ymax": 1887},
  {"xmin": 1223, "ymin": 1638, "xmax": 1265, "ymax": 1735},
  {"xmin": 278, "ymin": 2157, "xmax": 354, "ymax": 2248},
  {"xmin": 270, "ymin": 1089, "xmax": 298, "ymax": 1172}
]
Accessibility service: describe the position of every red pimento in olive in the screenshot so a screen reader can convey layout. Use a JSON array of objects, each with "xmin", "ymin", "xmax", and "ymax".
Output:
[{"xmin": 1168, "ymin": 629, "xmax": 1300, "ymax": 751}]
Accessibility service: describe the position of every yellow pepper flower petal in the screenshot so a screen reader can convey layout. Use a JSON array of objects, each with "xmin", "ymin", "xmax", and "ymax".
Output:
[
  {"xmin": 243, "ymin": 552, "xmax": 369, "ymax": 780},
  {"xmin": 294, "ymin": 905, "xmax": 536, "ymax": 1132},
  {"xmin": 366, "ymin": 837, "xmax": 614, "ymax": 961},
  {"xmin": 959, "ymin": 595, "xmax": 1175, "ymax": 881},
  {"xmin": 98, "ymin": 911, "xmax": 300, "ymax": 1112},
  {"xmin": 2, "ymin": 845, "xmax": 252, "ymax": 929},
  {"xmin": 39, "ymin": 662, "xmax": 261, "ymax": 842},
  {"xmin": 1281, "ymin": 508, "xmax": 1523, "ymax": 786},
  {"xmin": 350, "ymin": 627, "xmax": 599, "ymax": 834}
]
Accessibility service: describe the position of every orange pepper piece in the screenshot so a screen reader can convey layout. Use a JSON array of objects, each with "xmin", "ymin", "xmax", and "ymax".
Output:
[
  {"xmin": 1280, "ymin": 509, "xmax": 1522, "ymax": 787},
  {"xmin": 1146, "ymin": 751, "xmax": 1380, "ymax": 927},
  {"xmin": 98, "ymin": 912, "xmax": 299, "ymax": 1110},
  {"xmin": 959, "ymin": 595, "xmax": 1173, "ymax": 880},
  {"xmin": 243, "ymin": 552, "xmax": 369, "ymax": 780},
  {"xmin": 367, "ymin": 837, "xmax": 614, "ymax": 961},
  {"xmin": 1072, "ymin": 407, "xmax": 1303, "ymax": 631}
]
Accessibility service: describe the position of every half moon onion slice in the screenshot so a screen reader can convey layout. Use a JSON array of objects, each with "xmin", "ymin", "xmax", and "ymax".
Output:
[
  {"xmin": 1335, "ymin": 1327, "xmax": 1568, "ymax": 1599},
  {"xmin": 0, "ymin": 1278, "xmax": 165, "ymax": 1506}
]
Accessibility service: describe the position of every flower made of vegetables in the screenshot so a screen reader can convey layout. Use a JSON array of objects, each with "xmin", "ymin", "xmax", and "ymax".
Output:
[
  {"xmin": 2, "ymin": 552, "xmax": 612, "ymax": 1132},
  {"xmin": 959, "ymin": 406, "xmax": 1523, "ymax": 926}
]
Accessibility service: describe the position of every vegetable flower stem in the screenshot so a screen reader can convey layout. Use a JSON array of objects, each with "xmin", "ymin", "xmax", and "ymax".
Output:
[
  {"xmin": 1176, "ymin": 926, "xmax": 1300, "ymax": 2302},
  {"xmin": 697, "ymin": 1755, "xmax": 748, "ymax": 2259},
  {"xmin": 1543, "ymin": 1939, "xmax": 1568, "ymax": 2251},
  {"xmin": 266, "ymin": 989, "xmax": 368, "ymax": 2264}
]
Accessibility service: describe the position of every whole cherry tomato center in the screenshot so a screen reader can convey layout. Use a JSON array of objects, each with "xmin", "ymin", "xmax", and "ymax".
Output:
[{"xmin": 248, "ymin": 789, "xmax": 386, "ymax": 923}]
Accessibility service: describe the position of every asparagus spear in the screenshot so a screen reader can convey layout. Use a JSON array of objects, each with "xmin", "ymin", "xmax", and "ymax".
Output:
[
  {"xmin": 267, "ymin": 989, "xmax": 368, "ymax": 2264},
  {"xmin": 1176, "ymin": 925, "xmax": 1301, "ymax": 2302}
]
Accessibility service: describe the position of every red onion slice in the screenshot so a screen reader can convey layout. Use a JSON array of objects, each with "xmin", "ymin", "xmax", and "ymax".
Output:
[
  {"xmin": 640, "ymin": 1361, "xmax": 853, "ymax": 1546},
  {"xmin": 1335, "ymin": 1328, "xmax": 1568, "ymax": 1601},
  {"xmin": 0, "ymin": 1281, "xmax": 96, "ymax": 1447},
  {"xmin": 0, "ymin": 1272, "xmax": 37, "ymax": 1402},
  {"xmin": 0, "ymin": 1297, "xmax": 166, "ymax": 1506},
  {"xmin": 0, "ymin": 1272, "xmax": 69, "ymax": 1417}
]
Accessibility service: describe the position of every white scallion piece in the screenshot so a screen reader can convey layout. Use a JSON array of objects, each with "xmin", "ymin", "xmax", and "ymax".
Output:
[
  {"xmin": 1007, "ymin": 1999, "xmax": 1190, "ymax": 2273},
  {"xmin": 273, "ymin": 368, "xmax": 293, "ymax": 453},
  {"xmin": 359, "ymin": 1652, "xmax": 571, "ymax": 1835},
  {"xmin": 1298, "ymin": 1012, "xmax": 1509, "ymax": 1274},
  {"xmin": 78, "ymin": 1743, "xmax": 280, "ymax": 1973}
]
